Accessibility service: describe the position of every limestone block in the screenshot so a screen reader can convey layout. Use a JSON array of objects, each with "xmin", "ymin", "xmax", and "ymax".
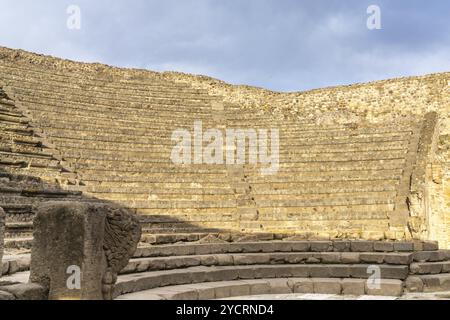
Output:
[
  {"xmin": 0, "ymin": 290, "xmax": 15, "ymax": 300},
  {"xmin": 341, "ymin": 279, "xmax": 366, "ymax": 296},
  {"xmin": 313, "ymin": 278, "xmax": 342, "ymax": 294},
  {"xmin": 0, "ymin": 283, "xmax": 47, "ymax": 300},
  {"xmin": 310, "ymin": 241, "xmax": 333, "ymax": 252},
  {"xmin": 341, "ymin": 252, "xmax": 360, "ymax": 264},
  {"xmin": 373, "ymin": 242, "xmax": 394, "ymax": 252},
  {"xmin": 244, "ymin": 280, "xmax": 271, "ymax": 295},
  {"xmin": 393, "ymin": 242, "xmax": 414, "ymax": 252},
  {"xmin": 288, "ymin": 278, "xmax": 314, "ymax": 294},
  {"xmin": 423, "ymin": 241, "xmax": 439, "ymax": 251},
  {"xmin": 359, "ymin": 253, "xmax": 385, "ymax": 264},
  {"xmin": 350, "ymin": 241, "xmax": 374, "ymax": 252},
  {"xmin": 365, "ymin": 279, "xmax": 403, "ymax": 296},
  {"xmin": 384, "ymin": 253, "xmax": 412, "ymax": 265},
  {"xmin": 410, "ymin": 262, "xmax": 443, "ymax": 275},
  {"xmin": 30, "ymin": 202, "xmax": 141, "ymax": 300},
  {"xmin": 268, "ymin": 279, "xmax": 292, "ymax": 294},
  {"xmin": 405, "ymin": 277, "xmax": 424, "ymax": 293},
  {"xmin": 0, "ymin": 207, "xmax": 4, "ymax": 276},
  {"xmin": 333, "ymin": 241, "xmax": 351, "ymax": 252}
]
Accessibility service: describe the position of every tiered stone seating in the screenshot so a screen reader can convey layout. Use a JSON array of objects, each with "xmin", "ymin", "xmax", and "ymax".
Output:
[
  {"xmin": 0, "ymin": 88, "xmax": 87, "ymax": 249},
  {"xmin": 0, "ymin": 47, "xmax": 447, "ymax": 298},
  {"xmin": 5, "ymin": 240, "xmax": 449, "ymax": 298},
  {"xmin": 0, "ymin": 53, "xmax": 429, "ymax": 244},
  {"xmin": 114, "ymin": 240, "xmax": 450, "ymax": 299}
]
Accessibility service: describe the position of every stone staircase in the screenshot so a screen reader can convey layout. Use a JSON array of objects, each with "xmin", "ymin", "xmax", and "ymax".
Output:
[{"xmin": 0, "ymin": 88, "xmax": 89, "ymax": 250}]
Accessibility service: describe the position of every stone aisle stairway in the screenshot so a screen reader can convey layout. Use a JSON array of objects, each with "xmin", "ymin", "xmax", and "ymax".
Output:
[{"xmin": 0, "ymin": 88, "xmax": 86, "ymax": 251}]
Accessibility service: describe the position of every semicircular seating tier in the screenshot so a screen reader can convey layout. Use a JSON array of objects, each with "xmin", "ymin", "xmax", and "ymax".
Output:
[
  {"xmin": 1, "ymin": 47, "xmax": 449, "ymax": 299},
  {"xmin": 0, "ymin": 47, "xmax": 447, "ymax": 250}
]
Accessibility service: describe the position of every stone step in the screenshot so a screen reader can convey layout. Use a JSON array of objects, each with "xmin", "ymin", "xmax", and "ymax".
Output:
[
  {"xmin": 81, "ymin": 140, "xmax": 407, "ymax": 154},
  {"xmin": 0, "ymin": 204, "xmax": 34, "ymax": 216},
  {"xmin": 11, "ymin": 87, "xmax": 217, "ymax": 107},
  {"xmin": 76, "ymin": 169, "xmax": 403, "ymax": 181},
  {"xmin": 59, "ymin": 152, "xmax": 410, "ymax": 166},
  {"xmin": 77, "ymin": 169, "xmax": 402, "ymax": 183},
  {"xmin": 0, "ymin": 142, "xmax": 54, "ymax": 158},
  {"xmin": 25, "ymin": 103, "xmax": 215, "ymax": 122},
  {"xmin": 113, "ymin": 264, "xmax": 409, "ymax": 297},
  {"xmin": 115, "ymin": 278, "xmax": 405, "ymax": 300},
  {"xmin": 18, "ymin": 94, "xmax": 215, "ymax": 115},
  {"xmin": 122, "ymin": 251, "xmax": 416, "ymax": 275},
  {"xmin": 410, "ymin": 261, "xmax": 450, "ymax": 275},
  {"xmin": 0, "ymin": 104, "xmax": 21, "ymax": 116},
  {"xmin": 0, "ymin": 100, "xmax": 15, "ymax": 107},
  {"xmin": 1, "ymin": 254, "xmax": 30, "ymax": 276},
  {"xmin": 0, "ymin": 186, "xmax": 82, "ymax": 197},
  {"xmin": 86, "ymin": 181, "xmax": 234, "ymax": 189},
  {"xmin": 0, "ymin": 63, "xmax": 200, "ymax": 91},
  {"xmin": 92, "ymin": 193, "xmax": 236, "ymax": 202},
  {"xmin": 412, "ymin": 250, "xmax": 450, "ymax": 262},
  {"xmin": 28, "ymin": 112, "xmax": 216, "ymax": 132},
  {"xmin": 0, "ymin": 109, "xmax": 22, "ymax": 118},
  {"xmin": 3, "ymin": 237, "xmax": 33, "ymax": 250},
  {"xmin": 0, "ymin": 195, "xmax": 85, "ymax": 206},
  {"xmin": 90, "ymin": 191, "xmax": 395, "ymax": 203},
  {"xmin": 4, "ymin": 70, "xmax": 212, "ymax": 93},
  {"xmin": 31, "ymin": 114, "xmax": 413, "ymax": 138},
  {"xmin": 0, "ymin": 114, "xmax": 28, "ymax": 125},
  {"xmin": 133, "ymin": 241, "xmax": 438, "ymax": 258},
  {"xmin": 37, "ymin": 127, "xmax": 413, "ymax": 147},
  {"xmin": 86, "ymin": 186, "xmax": 395, "ymax": 201},
  {"xmin": 0, "ymin": 123, "xmax": 35, "ymax": 136},
  {"xmin": 0, "ymin": 134, "xmax": 43, "ymax": 146},
  {"xmin": 0, "ymin": 167, "xmax": 69, "ymax": 182},
  {"xmin": 135, "ymin": 205, "xmax": 392, "ymax": 223},
  {"xmin": 10, "ymin": 80, "xmax": 218, "ymax": 101},
  {"xmin": 2, "ymin": 72, "xmax": 212, "ymax": 96},
  {"xmin": 24, "ymin": 103, "xmax": 213, "ymax": 123},
  {"xmin": 51, "ymin": 143, "xmax": 409, "ymax": 159},
  {"xmin": 239, "ymin": 220, "xmax": 391, "ymax": 235},
  {"xmin": 80, "ymin": 174, "xmax": 234, "ymax": 183},
  {"xmin": 0, "ymin": 153, "xmax": 61, "ymax": 168},
  {"xmin": 72, "ymin": 160, "xmax": 406, "ymax": 173},
  {"xmin": 406, "ymin": 274, "xmax": 450, "ymax": 293},
  {"xmin": 85, "ymin": 186, "xmax": 234, "ymax": 194},
  {"xmin": 48, "ymin": 138, "xmax": 412, "ymax": 156}
]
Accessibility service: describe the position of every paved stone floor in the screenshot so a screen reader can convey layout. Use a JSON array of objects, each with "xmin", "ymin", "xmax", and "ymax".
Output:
[
  {"xmin": 220, "ymin": 292, "xmax": 450, "ymax": 300},
  {"xmin": 2, "ymin": 272, "xmax": 450, "ymax": 300}
]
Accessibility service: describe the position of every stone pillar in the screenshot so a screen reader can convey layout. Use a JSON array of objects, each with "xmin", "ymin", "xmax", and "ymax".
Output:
[
  {"xmin": 0, "ymin": 207, "xmax": 4, "ymax": 276},
  {"xmin": 30, "ymin": 202, "xmax": 141, "ymax": 300}
]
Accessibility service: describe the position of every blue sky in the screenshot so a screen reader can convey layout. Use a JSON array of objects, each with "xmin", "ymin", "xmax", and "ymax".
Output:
[{"xmin": 0, "ymin": 0, "xmax": 449, "ymax": 91}]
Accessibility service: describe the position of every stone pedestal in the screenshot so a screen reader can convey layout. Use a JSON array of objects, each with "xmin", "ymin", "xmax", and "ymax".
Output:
[
  {"xmin": 0, "ymin": 207, "xmax": 4, "ymax": 276},
  {"xmin": 30, "ymin": 202, "xmax": 141, "ymax": 300}
]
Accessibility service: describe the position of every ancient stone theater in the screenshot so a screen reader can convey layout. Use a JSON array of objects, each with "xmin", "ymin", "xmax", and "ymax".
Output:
[{"xmin": 0, "ymin": 47, "xmax": 448, "ymax": 300}]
